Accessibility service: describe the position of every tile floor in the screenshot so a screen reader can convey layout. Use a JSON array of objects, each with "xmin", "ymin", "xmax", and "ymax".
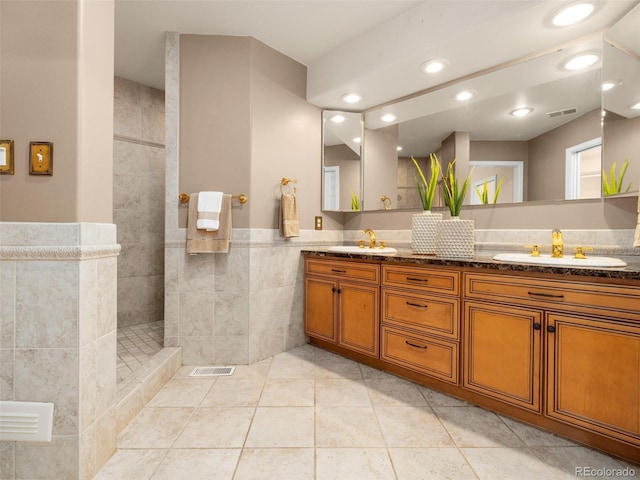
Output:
[
  {"xmin": 96, "ymin": 344, "xmax": 640, "ymax": 480},
  {"xmin": 117, "ymin": 321, "xmax": 165, "ymax": 383}
]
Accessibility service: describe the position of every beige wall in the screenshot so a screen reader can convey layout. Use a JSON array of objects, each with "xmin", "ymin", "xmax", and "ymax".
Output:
[
  {"xmin": 528, "ymin": 109, "xmax": 600, "ymax": 201},
  {"xmin": 603, "ymin": 112, "xmax": 640, "ymax": 194},
  {"xmin": 363, "ymin": 124, "xmax": 398, "ymax": 211},
  {"xmin": 324, "ymin": 144, "xmax": 360, "ymax": 210},
  {"xmin": 178, "ymin": 35, "xmax": 323, "ymax": 230},
  {"xmin": 0, "ymin": 0, "xmax": 114, "ymax": 223}
]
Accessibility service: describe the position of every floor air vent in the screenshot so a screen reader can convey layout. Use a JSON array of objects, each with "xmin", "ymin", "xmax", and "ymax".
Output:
[{"xmin": 189, "ymin": 366, "xmax": 236, "ymax": 377}]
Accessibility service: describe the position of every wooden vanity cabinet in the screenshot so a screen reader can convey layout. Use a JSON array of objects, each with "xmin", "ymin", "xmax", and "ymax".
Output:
[
  {"xmin": 381, "ymin": 265, "xmax": 460, "ymax": 384},
  {"xmin": 304, "ymin": 258, "xmax": 380, "ymax": 358},
  {"xmin": 463, "ymin": 301, "xmax": 542, "ymax": 412},
  {"xmin": 546, "ymin": 313, "xmax": 640, "ymax": 446}
]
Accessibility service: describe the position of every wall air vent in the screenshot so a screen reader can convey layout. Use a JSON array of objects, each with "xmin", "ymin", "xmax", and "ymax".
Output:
[
  {"xmin": 0, "ymin": 401, "xmax": 54, "ymax": 442},
  {"xmin": 546, "ymin": 108, "xmax": 578, "ymax": 118}
]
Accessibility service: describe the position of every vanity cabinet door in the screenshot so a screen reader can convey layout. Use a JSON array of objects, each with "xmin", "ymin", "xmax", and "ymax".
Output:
[
  {"xmin": 338, "ymin": 281, "xmax": 380, "ymax": 357},
  {"xmin": 546, "ymin": 313, "xmax": 640, "ymax": 445},
  {"xmin": 463, "ymin": 301, "xmax": 542, "ymax": 412},
  {"xmin": 305, "ymin": 276, "xmax": 338, "ymax": 343}
]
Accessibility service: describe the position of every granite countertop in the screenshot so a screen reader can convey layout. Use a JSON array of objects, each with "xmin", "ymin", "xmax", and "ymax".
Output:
[{"xmin": 301, "ymin": 248, "xmax": 640, "ymax": 281}]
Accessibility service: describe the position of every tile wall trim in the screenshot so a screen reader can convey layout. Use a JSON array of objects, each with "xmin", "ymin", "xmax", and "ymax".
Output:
[{"xmin": 0, "ymin": 245, "xmax": 121, "ymax": 261}]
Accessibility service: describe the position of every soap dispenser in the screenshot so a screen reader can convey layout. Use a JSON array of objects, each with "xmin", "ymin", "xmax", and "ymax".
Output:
[{"xmin": 551, "ymin": 228, "xmax": 563, "ymax": 258}]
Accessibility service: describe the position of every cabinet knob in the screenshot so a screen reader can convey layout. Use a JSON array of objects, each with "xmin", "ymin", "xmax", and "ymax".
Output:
[
  {"xmin": 533, "ymin": 323, "xmax": 541, "ymax": 330},
  {"xmin": 547, "ymin": 325, "xmax": 556, "ymax": 333}
]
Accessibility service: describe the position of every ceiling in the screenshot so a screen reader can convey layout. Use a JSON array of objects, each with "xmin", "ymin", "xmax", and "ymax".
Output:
[{"xmin": 114, "ymin": 0, "xmax": 638, "ymax": 111}]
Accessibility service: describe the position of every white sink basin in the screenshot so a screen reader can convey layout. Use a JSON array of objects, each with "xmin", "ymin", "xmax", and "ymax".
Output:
[
  {"xmin": 328, "ymin": 245, "xmax": 398, "ymax": 256},
  {"xmin": 493, "ymin": 252, "xmax": 627, "ymax": 268}
]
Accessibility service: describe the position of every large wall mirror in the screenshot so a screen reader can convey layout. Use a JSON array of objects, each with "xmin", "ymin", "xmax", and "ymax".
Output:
[
  {"xmin": 334, "ymin": 3, "xmax": 639, "ymax": 212},
  {"xmin": 602, "ymin": 3, "xmax": 640, "ymax": 198},
  {"xmin": 322, "ymin": 110, "xmax": 363, "ymax": 211}
]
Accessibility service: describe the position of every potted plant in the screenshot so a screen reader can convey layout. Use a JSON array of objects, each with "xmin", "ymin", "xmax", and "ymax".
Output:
[
  {"xmin": 411, "ymin": 154, "xmax": 443, "ymax": 254},
  {"xmin": 474, "ymin": 176, "xmax": 504, "ymax": 204},
  {"xmin": 602, "ymin": 159, "xmax": 631, "ymax": 196},
  {"xmin": 436, "ymin": 160, "xmax": 475, "ymax": 257}
]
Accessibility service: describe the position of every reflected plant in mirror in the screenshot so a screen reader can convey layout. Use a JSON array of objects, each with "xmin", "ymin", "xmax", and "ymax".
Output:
[
  {"xmin": 412, "ymin": 153, "xmax": 441, "ymax": 211},
  {"xmin": 602, "ymin": 158, "xmax": 631, "ymax": 196}
]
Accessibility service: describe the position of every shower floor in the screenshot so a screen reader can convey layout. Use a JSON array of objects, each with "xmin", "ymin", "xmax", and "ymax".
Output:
[{"xmin": 117, "ymin": 320, "xmax": 164, "ymax": 383}]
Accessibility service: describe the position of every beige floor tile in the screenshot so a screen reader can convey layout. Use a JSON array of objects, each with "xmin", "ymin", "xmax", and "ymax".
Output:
[
  {"xmin": 315, "ymin": 378, "xmax": 371, "ymax": 406},
  {"xmin": 116, "ymin": 407, "xmax": 194, "ymax": 448},
  {"xmin": 173, "ymin": 407, "xmax": 254, "ymax": 448},
  {"xmin": 359, "ymin": 363, "xmax": 397, "ymax": 379},
  {"xmin": 245, "ymin": 406, "xmax": 315, "ymax": 447},
  {"xmin": 530, "ymin": 445, "xmax": 639, "ymax": 479},
  {"xmin": 259, "ymin": 378, "xmax": 315, "ymax": 406},
  {"xmin": 200, "ymin": 378, "xmax": 265, "ymax": 406},
  {"xmin": 498, "ymin": 414, "xmax": 576, "ymax": 447},
  {"xmin": 92, "ymin": 449, "xmax": 167, "ymax": 480},
  {"xmin": 389, "ymin": 447, "xmax": 479, "ymax": 480},
  {"xmin": 150, "ymin": 449, "xmax": 240, "ymax": 480},
  {"xmin": 433, "ymin": 406, "xmax": 524, "ymax": 448},
  {"xmin": 365, "ymin": 377, "xmax": 430, "ymax": 407},
  {"xmin": 220, "ymin": 358, "xmax": 272, "ymax": 379},
  {"xmin": 419, "ymin": 385, "xmax": 471, "ymax": 407},
  {"xmin": 314, "ymin": 355, "xmax": 363, "ymax": 378},
  {"xmin": 234, "ymin": 448, "xmax": 314, "ymax": 480},
  {"xmin": 274, "ymin": 344, "xmax": 316, "ymax": 360},
  {"xmin": 316, "ymin": 405, "xmax": 386, "ymax": 447},
  {"xmin": 462, "ymin": 447, "xmax": 562, "ymax": 480},
  {"xmin": 147, "ymin": 378, "xmax": 215, "ymax": 407},
  {"xmin": 376, "ymin": 405, "xmax": 455, "ymax": 447},
  {"xmin": 267, "ymin": 357, "xmax": 316, "ymax": 378},
  {"xmin": 316, "ymin": 447, "xmax": 396, "ymax": 480}
]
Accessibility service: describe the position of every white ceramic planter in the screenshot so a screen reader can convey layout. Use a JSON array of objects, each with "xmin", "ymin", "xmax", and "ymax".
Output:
[
  {"xmin": 411, "ymin": 210, "xmax": 442, "ymax": 254},
  {"xmin": 436, "ymin": 216, "xmax": 474, "ymax": 258}
]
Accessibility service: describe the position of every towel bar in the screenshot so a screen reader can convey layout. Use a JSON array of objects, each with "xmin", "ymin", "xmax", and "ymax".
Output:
[{"xmin": 178, "ymin": 193, "xmax": 248, "ymax": 204}]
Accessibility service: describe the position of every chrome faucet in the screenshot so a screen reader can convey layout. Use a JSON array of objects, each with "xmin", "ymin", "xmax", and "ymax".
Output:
[
  {"xmin": 551, "ymin": 228, "xmax": 563, "ymax": 258},
  {"xmin": 363, "ymin": 229, "xmax": 376, "ymax": 249}
]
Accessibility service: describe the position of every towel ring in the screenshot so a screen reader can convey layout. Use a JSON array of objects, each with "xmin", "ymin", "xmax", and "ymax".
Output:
[{"xmin": 281, "ymin": 177, "xmax": 297, "ymax": 194}]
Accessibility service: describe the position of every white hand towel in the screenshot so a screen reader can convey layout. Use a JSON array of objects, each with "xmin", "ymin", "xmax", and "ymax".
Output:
[{"xmin": 196, "ymin": 191, "xmax": 223, "ymax": 231}]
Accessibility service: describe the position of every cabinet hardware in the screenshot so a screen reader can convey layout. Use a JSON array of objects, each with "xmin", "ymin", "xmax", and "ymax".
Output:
[
  {"xmin": 547, "ymin": 325, "xmax": 556, "ymax": 333},
  {"xmin": 533, "ymin": 323, "xmax": 541, "ymax": 330},
  {"xmin": 527, "ymin": 291, "xmax": 564, "ymax": 299},
  {"xmin": 405, "ymin": 340, "xmax": 428, "ymax": 349},
  {"xmin": 331, "ymin": 287, "xmax": 336, "ymax": 293},
  {"xmin": 406, "ymin": 277, "xmax": 429, "ymax": 283},
  {"xmin": 406, "ymin": 301, "xmax": 429, "ymax": 309},
  {"xmin": 331, "ymin": 269, "xmax": 346, "ymax": 273},
  {"xmin": 337, "ymin": 288, "xmax": 341, "ymax": 294}
]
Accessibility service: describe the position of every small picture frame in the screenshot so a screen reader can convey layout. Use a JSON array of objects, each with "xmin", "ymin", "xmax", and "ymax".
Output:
[
  {"xmin": 29, "ymin": 142, "xmax": 53, "ymax": 176},
  {"xmin": 0, "ymin": 140, "xmax": 14, "ymax": 175}
]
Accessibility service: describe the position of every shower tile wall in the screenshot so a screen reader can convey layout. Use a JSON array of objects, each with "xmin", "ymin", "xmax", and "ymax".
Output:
[
  {"xmin": 113, "ymin": 77, "xmax": 166, "ymax": 328},
  {"xmin": 0, "ymin": 223, "xmax": 119, "ymax": 480}
]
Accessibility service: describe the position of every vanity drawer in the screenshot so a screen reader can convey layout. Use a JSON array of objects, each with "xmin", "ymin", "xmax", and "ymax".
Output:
[
  {"xmin": 465, "ymin": 273, "xmax": 640, "ymax": 321},
  {"xmin": 381, "ymin": 326, "xmax": 458, "ymax": 384},
  {"xmin": 382, "ymin": 265, "xmax": 459, "ymax": 295},
  {"xmin": 306, "ymin": 258, "xmax": 379, "ymax": 284},
  {"xmin": 382, "ymin": 289, "xmax": 459, "ymax": 340}
]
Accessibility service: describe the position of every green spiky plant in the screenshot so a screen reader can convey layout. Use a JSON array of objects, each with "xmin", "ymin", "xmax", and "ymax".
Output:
[
  {"xmin": 441, "ymin": 159, "xmax": 473, "ymax": 217},
  {"xmin": 350, "ymin": 189, "xmax": 360, "ymax": 211},
  {"xmin": 602, "ymin": 159, "xmax": 631, "ymax": 196},
  {"xmin": 474, "ymin": 176, "xmax": 504, "ymax": 205},
  {"xmin": 412, "ymin": 153, "xmax": 441, "ymax": 211}
]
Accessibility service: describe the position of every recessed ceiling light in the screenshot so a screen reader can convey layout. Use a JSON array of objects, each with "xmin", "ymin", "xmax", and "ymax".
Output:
[
  {"xmin": 330, "ymin": 114, "xmax": 346, "ymax": 123},
  {"xmin": 420, "ymin": 58, "xmax": 449, "ymax": 74},
  {"xmin": 397, "ymin": 146, "xmax": 403, "ymax": 151},
  {"xmin": 563, "ymin": 52, "xmax": 599, "ymax": 71},
  {"xmin": 342, "ymin": 93, "xmax": 362, "ymax": 104},
  {"xmin": 510, "ymin": 107, "xmax": 533, "ymax": 117},
  {"xmin": 552, "ymin": 2, "xmax": 595, "ymax": 27},
  {"xmin": 630, "ymin": 102, "xmax": 640, "ymax": 110},
  {"xmin": 353, "ymin": 137, "xmax": 361, "ymax": 143},
  {"xmin": 602, "ymin": 80, "xmax": 621, "ymax": 91},
  {"xmin": 456, "ymin": 90, "xmax": 476, "ymax": 101},
  {"xmin": 381, "ymin": 113, "xmax": 396, "ymax": 123}
]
